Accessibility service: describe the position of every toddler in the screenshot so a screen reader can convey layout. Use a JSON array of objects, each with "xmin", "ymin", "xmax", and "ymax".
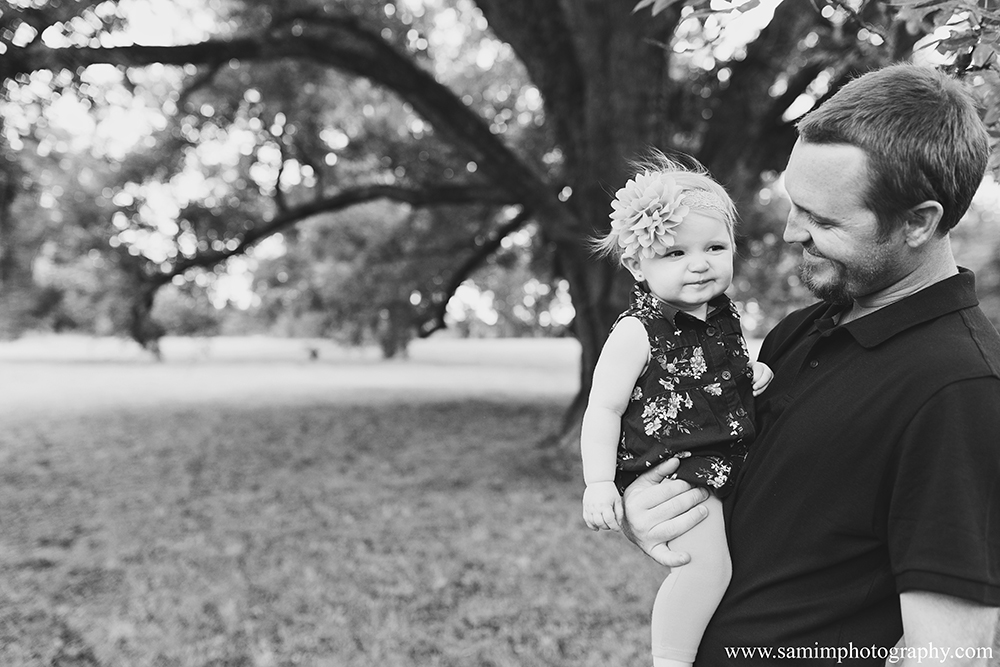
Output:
[{"xmin": 581, "ymin": 154, "xmax": 772, "ymax": 666}]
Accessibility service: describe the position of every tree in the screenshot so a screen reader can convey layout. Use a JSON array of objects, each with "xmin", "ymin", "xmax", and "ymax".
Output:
[{"xmin": 2, "ymin": 0, "xmax": 997, "ymax": 442}]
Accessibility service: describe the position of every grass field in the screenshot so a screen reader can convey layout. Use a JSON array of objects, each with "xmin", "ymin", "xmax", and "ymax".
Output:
[{"xmin": 0, "ymin": 335, "xmax": 664, "ymax": 667}]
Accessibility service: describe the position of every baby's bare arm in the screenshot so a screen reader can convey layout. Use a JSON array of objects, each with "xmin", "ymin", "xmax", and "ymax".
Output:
[
  {"xmin": 751, "ymin": 361, "xmax": 773, "ymax": 396},
  {"xmin": 580, "ymin": 317, "xmax": 648, "ymax": 531}
]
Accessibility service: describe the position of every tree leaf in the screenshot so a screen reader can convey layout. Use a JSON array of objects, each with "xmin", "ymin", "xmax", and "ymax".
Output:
[
  {"xmin": 972, "ymin": 43, "xmax": 996, "ymax": 68},
  {"xmin": 935, "ymin": 30, "xmax": 980, "ymax": 54},
  {"xmin": 632, "ymin": 0, "xmax": 685, "ymax": 16}
]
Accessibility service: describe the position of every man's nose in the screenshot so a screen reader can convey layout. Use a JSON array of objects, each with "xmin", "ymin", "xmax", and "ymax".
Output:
[{"xmin": 783, "ymin": 212, "xmax": 810, "ymax": 245}]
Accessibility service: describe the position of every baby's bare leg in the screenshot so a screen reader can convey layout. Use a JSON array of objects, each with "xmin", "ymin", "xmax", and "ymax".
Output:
[{"xmin": 650, "ymin": 494, "xmax": 730, "ymax": 667}]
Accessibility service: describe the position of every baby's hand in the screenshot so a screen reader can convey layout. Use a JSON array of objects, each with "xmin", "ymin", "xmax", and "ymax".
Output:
[
  {"xmin": 582, "ymin": 481, "xmax": 623, "ymax": 532},
  {"xmin": 751, "ymin": 361, "xmax": 774, "ymax": 396}
]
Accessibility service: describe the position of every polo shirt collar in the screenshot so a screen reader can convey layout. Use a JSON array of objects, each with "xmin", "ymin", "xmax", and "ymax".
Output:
[
  {"xmin": 631, "ymin": 282, "xmax": 733, "ymax": 325},
  {"xmin": 817, "ymin": 268, "xmax": 980, "ymax": 348}
]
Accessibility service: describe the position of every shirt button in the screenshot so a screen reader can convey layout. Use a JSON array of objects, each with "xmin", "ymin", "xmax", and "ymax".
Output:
[
  {"xmin": 721, "ymin": 370, "xmax": 732, "ymax": 380},
  {"xmin": 706, "ymin": 327, "xmax": 718, "ymax": 336},
  {"xmin": 736, "ymin": 407, "xmax": 746, "ymax": 416},
  {"xmin": 809, "ymin": 360, "xmax": 819, "ymax": 368}
]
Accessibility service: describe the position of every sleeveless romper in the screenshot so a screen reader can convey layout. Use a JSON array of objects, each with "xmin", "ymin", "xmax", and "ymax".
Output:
[{"xmin": 614, "ymin": 284, "xmax": 756, "ymax": 497}]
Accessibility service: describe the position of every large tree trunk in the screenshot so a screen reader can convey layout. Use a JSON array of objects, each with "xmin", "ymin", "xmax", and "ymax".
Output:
[
  {"xmin": 0, "ymin": 144, "xmax": 43, "ymax": 339},
  {"xmin": 0, "ymin": 152, "xmax": 19, "ymax": 288},
  {"xmin": 480, "ymin": 1, "xmax": 682, "ymax": 450}
]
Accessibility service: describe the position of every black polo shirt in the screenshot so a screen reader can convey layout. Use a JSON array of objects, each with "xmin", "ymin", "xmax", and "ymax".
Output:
[{"xmin": 696, "ymin": 269, "xmax": 1000, "ymax": 665}]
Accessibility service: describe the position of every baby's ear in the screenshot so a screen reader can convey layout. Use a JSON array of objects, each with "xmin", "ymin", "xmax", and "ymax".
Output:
[{"xmin": 622, "ymin": 256, "xmax": 643, "ymax": 281}]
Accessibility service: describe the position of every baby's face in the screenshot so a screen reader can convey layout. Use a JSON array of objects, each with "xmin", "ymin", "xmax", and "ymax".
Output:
[{"xmin": 626, "ymin": 211, "xmax": 734, "ymax": 316}]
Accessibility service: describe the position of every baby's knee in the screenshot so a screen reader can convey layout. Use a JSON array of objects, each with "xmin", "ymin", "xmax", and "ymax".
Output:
[
  {"xmin": 693, "ymin": 547, "xmax": 729, "ymax": 584},
  {"xmin": 685, "ymin": 536, "xmax": 731, "ymax": 593}
]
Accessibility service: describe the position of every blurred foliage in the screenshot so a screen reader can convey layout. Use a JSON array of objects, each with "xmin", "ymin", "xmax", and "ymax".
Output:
[
  {"xmin": 1, "ymin": 0, "xmax": 540, "ymax": 351},
  {"xmin": 890, "ymin": 0, "xmax": 1000, "ymax": 175},
  {"xmin": 1, "ymin": 0, "xmax": 1000, "ymax": 368}
]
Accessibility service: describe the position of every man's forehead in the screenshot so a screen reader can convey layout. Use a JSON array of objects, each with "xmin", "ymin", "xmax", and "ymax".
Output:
[{"xmin": 784, "ymin": 141, "xmax": 869, "ymax": 211}]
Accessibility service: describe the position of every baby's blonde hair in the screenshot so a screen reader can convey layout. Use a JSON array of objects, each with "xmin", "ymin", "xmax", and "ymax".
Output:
[{"xmin": 593, "ymin": 151, "xmax": 737, "ymax": 263}]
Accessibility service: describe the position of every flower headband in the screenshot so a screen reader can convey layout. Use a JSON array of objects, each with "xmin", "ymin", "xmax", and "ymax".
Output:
[{"xmin": 609, "ymin": 171, "xmax": 730, "ymax": 260}]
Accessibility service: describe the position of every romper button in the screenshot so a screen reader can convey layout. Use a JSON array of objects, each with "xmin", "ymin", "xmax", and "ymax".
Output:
[
  {"xmin": 721, "ymin": 370, "xmax": 732, "ymax": 380},
  {"xmin": 706, "ymin": 327, "xmax": 717, "ymax": 336},
  {"xmin": 736, "ymin": 407, "xmax": 746, "ymax": 416},
  {"xmin": 809, "ymin": 359, "xmax": 819, "ymax": 368}
]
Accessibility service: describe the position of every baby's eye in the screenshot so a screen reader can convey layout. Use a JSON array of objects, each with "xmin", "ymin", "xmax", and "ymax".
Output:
[
  {"xmin": 708, "ymin": 244, "xmax": 729, "ymax": 252},
  {"xmin": 663, "ymin": 249, "xmax": 684, "ymax": 258}
]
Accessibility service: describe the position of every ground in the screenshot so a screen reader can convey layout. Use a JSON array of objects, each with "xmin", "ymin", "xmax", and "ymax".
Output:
[{"xmin": 0, "ymin": 334, "xmax": 665, "ymax": 667}]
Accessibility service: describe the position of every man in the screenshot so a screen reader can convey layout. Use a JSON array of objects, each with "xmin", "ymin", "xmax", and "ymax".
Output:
[{"xmin": 621, "ymin": 63, "xmax": 1000, "ymax": 665}]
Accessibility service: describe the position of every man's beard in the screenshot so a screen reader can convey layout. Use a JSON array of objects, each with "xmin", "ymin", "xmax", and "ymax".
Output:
[{"xmin": 799, "ymin": 245, "xmax": 896, "ymax": 305}]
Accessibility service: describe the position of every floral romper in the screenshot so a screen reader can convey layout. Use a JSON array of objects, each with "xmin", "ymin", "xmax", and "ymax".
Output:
[{"xmin": 614, "ymin": 284, "xmax": 756, "ymax": 497}]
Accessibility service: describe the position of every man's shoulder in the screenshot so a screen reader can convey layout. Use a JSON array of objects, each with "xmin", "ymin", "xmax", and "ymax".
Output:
[
  {"xmin": 956, "ymin": 306, "xmax": 1000, "ymax": 376},
  {"xmin": 894, "ymin": 269, "xmax": 1000, "ymax": 375},
  {"xmin": 920, "ymin": 305, "xmax": 1000, "ymax": 380}
]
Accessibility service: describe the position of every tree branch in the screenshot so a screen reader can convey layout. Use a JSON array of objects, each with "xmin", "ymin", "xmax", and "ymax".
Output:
[
  {"xmin": 150, "ymin": 182, "xmax": 516, "ymax": 287},
  {"xmin": 762, "ymin": 59, "xmax": 828, "ymax": 129},
  {"xmin": 2, "ymin": 15, "xmax": 579, "ymax": 240},
  {"xmin": 418, "ymin": 207, "xmax": 533, "ymax": 337},
  {"xmin": 288, "ymin": 17, "xmax": 578, "ymax": 235},
  {"xmin": 176, "ymin": 61, "xmax": 225, "ymax": 110}
]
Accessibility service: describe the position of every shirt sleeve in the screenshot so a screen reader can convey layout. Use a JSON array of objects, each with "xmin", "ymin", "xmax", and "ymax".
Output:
[{"xmin": 888, "ymin": 376, "xmax": 1000, "ymax": 605}]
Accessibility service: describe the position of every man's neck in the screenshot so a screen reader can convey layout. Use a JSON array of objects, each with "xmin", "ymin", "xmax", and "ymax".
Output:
[{"xmin": 842, "ymin": 240, "xmax": 958, "ymax": 325}]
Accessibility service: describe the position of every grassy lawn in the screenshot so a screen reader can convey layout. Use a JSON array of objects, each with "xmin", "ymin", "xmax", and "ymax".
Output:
[{"xmin": 0, "ymin": 337, "xmax": 663, "ymax": 667}]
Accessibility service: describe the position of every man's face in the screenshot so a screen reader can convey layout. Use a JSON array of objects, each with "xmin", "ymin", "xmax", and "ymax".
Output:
[{"xmin": 782, "ymin": 140, "xmax": 903, "ymax": 304}]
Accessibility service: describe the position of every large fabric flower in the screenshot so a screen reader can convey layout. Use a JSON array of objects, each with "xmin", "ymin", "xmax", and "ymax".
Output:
[{"xmin": 609, "ymin": 171, "xmax": 689, "ymax": 259}]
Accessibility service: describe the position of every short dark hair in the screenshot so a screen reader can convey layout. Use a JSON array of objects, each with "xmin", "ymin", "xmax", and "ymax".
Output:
[{"xmin": 796, "ymin": 63, "xmax": 989, "ymax": 236}]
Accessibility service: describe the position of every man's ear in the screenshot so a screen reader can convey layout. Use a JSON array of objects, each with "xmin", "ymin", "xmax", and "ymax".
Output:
[
  {"xmin": 622, "ymin": 256, "xmax": 643, "ymax": 281},
  {"xmin": 903, "ymin": 201, "xmax": 944, "ymax": 248}
]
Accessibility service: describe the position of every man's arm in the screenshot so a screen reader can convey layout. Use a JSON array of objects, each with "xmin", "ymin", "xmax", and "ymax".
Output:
[
  {"xmin": 897, "ymin": 591, "xmax": 999, "ymax": 665},
  {"xmin": 886, "ymin": 376, "xmax": 1000, "ymax": 662},
  {"xmin": 620, "ymin": 458, "xmax": 710, "ymax": 567}
]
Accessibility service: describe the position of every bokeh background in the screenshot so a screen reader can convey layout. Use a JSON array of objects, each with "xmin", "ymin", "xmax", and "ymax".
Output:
[{"xmin": 2, "ymin": 0, "xmax": 1000, "ymax": 665}]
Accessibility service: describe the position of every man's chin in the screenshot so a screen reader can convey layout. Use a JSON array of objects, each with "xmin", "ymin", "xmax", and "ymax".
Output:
[
  {"xmin": 808, "ymin": 284, "xmax": 853, "ymax": 305},
  {"xmin": 800, "ymin": 264, "xmax": 852, "ymax": 305}
]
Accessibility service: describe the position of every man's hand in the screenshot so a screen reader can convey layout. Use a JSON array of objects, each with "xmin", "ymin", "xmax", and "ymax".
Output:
[
  {"xmin": 621, "ymin": 458, "xmax": 711, "ymax": 567},
  {"xmin": 582, "ymin": 481, "xmax": 623, "ymax": 532}
]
